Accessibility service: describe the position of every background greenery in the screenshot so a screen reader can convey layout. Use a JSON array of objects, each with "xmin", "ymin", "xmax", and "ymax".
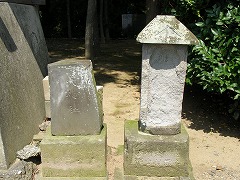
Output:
[{"xmin": 40, "ymin": 0, "xmax": 240, "ymax": 119}]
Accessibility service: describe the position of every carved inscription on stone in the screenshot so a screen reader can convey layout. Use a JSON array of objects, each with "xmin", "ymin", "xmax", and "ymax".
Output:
[{"xmin": 48, "ymin": 59, "xmax": 102, "ymax": 136}]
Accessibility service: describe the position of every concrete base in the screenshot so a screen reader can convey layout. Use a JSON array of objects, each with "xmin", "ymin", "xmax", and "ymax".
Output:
[
  {"xmin": 40, "ymin": 125, "xmax": 107, "ymax": 178},
  {"xmin": 124, "ymin": 120, "xmax": 193, "ymax": 179}
]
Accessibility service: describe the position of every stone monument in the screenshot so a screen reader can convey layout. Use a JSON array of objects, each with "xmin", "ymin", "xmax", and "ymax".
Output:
[
  {"xmin": 0, "ymin": 2, "xmax": 48, "ymax": 170},
  {"xmin": 49, "ymin": 59, "xmax": 103, "ymax": 136},
  {"xmin": 40, "ymin": 59, "xmax": 106, "ymax": 179},
  {"xmin": 124, "ymin": 15, "xmax": 198, "ymax": 179}
]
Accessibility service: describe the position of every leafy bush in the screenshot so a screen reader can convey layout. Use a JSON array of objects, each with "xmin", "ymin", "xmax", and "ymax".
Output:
[{"xmin": 186, "ymin": 2, "xmax": 240, "ymax": 119}]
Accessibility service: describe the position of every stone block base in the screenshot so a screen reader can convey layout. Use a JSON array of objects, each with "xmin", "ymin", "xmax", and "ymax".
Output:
[
  {"xmin": 124, "ymin": 120, "xmax": 193, "ymax": 179},
  {"xmin": 40, "ymin": 125, "xmax": 107, "ymax": 178}
]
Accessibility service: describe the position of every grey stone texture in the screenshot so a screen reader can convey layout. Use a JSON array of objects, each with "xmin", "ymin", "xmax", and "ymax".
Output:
[
  {"xmin": 0, "ymin": 2, "xmax": 48, "ymax": 169},
  {"xmin": 139, "ymin": 44, "xmax": 188, "ymax": 135},
  {"xmin": 137, "ymin": 15, "xmax": 198, "ymax": 135},
  {"xmin": 137, "ymin": 15, "xmax": 198, "ymax": 45},
  {"xmin": 40, "ymin": 125, "xmax": 107, "ymax": 178},
  {"xmin": 0, "ymin": 159, "xmax": 37, "ymax": 180},
  {"xmin": 48, "ymin": 59, "xmax": 102, "ymax": 136},
  {"xmin": 43, "ymin": 76, "xmax": 50, "ymax": 101},
  {"xmin": 16, "ymin": 145, "xmax": 40, "ymax": 160},
  {"xmin": 124, "ymin": 121, "xmax": 193, "ymax": 179},
  {"xmin": 45, "ymin": 101, "xmax": 51, "ymax": 118}
]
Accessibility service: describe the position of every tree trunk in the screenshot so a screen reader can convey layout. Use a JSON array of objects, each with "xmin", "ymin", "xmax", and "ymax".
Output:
[
  {"xmin": 146, "ymin": 0, "xmax": 159, "ymax": 24},
  {"xmin": 66, "ymin": 0, "xmax": 72, "ymax": 38},
  {"xmin": 99, "ymin": 0, "xmax": 105, "ymax": 43},
  {"xmin": 104, "ymin": 0, "xmax": 110, "ymax": 41},
  {"xmin": 85, "ymin": 0, "xmax": 97, "ymax": 59}
]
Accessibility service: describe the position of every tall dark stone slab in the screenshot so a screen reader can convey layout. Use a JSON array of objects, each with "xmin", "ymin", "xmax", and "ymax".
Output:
[{"xmin": 0, "ymin": 2, "xmax": 48, "ymax": 169}]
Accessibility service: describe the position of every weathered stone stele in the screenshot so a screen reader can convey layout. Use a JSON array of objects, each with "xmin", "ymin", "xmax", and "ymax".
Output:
[
  {"xmin": 124, "ymin": 15, "xmax": 197, "ymax": 179},
  {"xmin": 137, "ymin": 15, "xmax": 198, "ymax": 135},
  {"xmin": 42, "ymin": 74, "xmax": 104, "ymax": 120},
  {"xmin": 48, "ymin": 59, "xmax": 102, "ymax": 136},
  {"xmin": 0, "ymin": 2, "xmax": 48, "ymax": 169}
]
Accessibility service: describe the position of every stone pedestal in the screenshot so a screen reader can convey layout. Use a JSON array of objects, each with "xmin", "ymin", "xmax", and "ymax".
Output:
[
  {"xmin": 124, "ymin": 15, "xmax": 198, "ymax": 179},
  {"xmin": 40, "ymin": 59, "xmax": 106, "ymax": 179},
  {"xmin": 40, "ymin": 125, "xmax": 107, "ymax": 178},
  {"xmin": 124, "ymin": 121, "xmax": 193, "ymax": 179}
]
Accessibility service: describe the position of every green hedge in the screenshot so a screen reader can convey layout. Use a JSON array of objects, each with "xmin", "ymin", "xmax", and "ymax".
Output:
[{"xmin": 185, "ymin": 1, "xmax": 240, "ymax": 119}]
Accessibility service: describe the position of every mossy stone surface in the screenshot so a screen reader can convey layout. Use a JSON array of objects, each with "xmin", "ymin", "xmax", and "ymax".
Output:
[
  {"xmin": 124, "ymin": 120, "xmax": 193, "ymax": 178},
  {"xmin": 40, "ymin": 125, "xmax": 107, "ymax": 177}
]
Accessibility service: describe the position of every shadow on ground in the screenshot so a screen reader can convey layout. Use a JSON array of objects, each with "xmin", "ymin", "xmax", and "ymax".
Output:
[
  {"xmin": 94, "ymin": 40, "xmax": 142, "ymax": 86},
  {"xmin": 47, "ymin": 38, "xmax": 86, "ymax": 63},
  {"xmin": 47, "ymin": 39, "xmax": 142, "ymax": 86},
  {"xmin": 182, "ymin": 85, "xmax": 240, "ymax": 139},
  {"xmin": 46, "ymin": 38, "xmax": 239, "ymax": 139}
]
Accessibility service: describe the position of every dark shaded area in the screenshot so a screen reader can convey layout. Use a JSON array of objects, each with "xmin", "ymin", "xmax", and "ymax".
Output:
[
  {"xmin": 39, "ymin": 0, "xmax": 146, "ymax": 38},
  {"xmin": 26, "ymin": 155, "xmax": 41, "ymax": 165},
  {"xmin": 0, "ymin": 17, "xmax": 17, "ymax": 52},
  {"xmin": 46, "ymin": 39, "xmax": 142, "ymax": 86},
  {"xmin": 94, "ymin": 40, "xmax": 142, "ymax": 85},
  {"xmin": 9, "ymin": 4, "xmax": 49, "ymax": 76},
  {"xmin": 39, "ymin": 0, "xmax": 87, "ymax": 38},
  {"xmin": 0, "ymin": 0, "xmax": 45, "ymax": 5},
  {"xmin": 182, "ymin": 85, "xmax": 240, "ymax": 139},
  {"xmin": 46, "ymin": 38, "xmax": 85, "ymax": 63}
]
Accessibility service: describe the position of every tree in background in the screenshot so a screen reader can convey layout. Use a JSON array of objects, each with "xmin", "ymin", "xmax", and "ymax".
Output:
[
  {"xmin": 146, "ymin": 0, "xmax": 159, "ymax": 24},
  {"xmin": 39, "ymin": 0, "xmax": 87, "ymax": 38},
  {"xmin": 99, "ymin": 0, "xmax": 105, "ymax": 43},
  {"xmin": 98, "ymin": 0, "xmax": 110, "ymax": 43},
  {"xmin": 104, "ymin": 0, "xmax": 110, "ymax": 41},
  {"xmin": 66, "ymin": 0, "xmax": 72, "ymax": 38},
  {"xmin": 85, "ymin": 0, "xmax": 98, "ymax": 60},
  {"xmin": 40, "ymin": 0, "xmax": 240, "ymax": 119}
]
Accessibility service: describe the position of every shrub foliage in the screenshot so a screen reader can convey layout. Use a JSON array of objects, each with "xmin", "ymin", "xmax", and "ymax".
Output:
[{"xmin": 185, "ymin": 1, "xmax": 240, "ymax": 119}]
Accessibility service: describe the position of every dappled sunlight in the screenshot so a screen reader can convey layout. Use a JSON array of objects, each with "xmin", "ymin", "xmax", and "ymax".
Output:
[
  {"xmin": 113, "ymin": 54, "xmax": 123, "ymax": 58},
  {"xmin": 47, "ymin": 38, "xmax": 85, "ymax": 63}
]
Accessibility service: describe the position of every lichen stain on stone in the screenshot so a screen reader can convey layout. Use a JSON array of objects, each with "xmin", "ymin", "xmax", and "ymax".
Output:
[
  {"xmin": 132, "ymin": 151, "xmax": 180, "ymax": 166},
  {"xmin": 136, "ymin": 15, "xmax": 198, "ymax": 45}
]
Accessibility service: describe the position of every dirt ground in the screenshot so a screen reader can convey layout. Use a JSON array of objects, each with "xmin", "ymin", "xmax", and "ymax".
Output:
[{"xmin": 47, "ymin": 39, "xmax": 240, "ymax": 180}]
